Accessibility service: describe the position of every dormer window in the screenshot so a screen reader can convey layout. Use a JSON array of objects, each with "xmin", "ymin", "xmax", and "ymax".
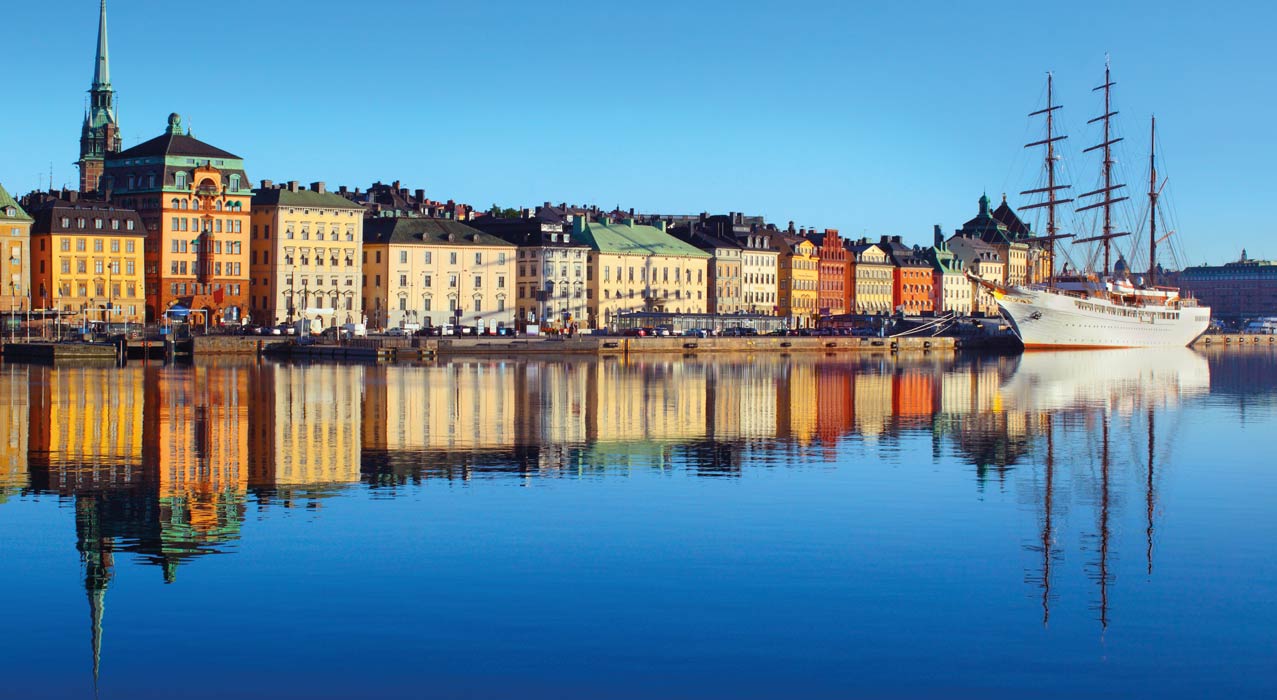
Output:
[{"xmin": 174, "ymin": 172, "xmax": 188, "ymax": 188}]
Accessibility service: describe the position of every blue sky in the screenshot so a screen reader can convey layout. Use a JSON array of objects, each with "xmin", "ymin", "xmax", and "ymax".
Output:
[{"xmin": 3, "ymin": 0, "xmax": 1273, "ymax": 265}]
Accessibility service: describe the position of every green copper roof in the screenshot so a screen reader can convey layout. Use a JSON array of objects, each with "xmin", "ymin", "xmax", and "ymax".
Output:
[
  {"xmin": 252, "ymin": 188, "xmax": 365, "ymax": 210},
  {"xmin": 576, "ymin": 219, "xmax": 711, "ymax": 258},
  {"xmin": 0, "ymin": 183, "xmax": 32, "ymax": 222}
]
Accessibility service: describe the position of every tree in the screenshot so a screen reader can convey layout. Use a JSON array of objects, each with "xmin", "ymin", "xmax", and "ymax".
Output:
[{"xmin": 487, "ymin": 204, "xmax": 521, "ymax": 219}]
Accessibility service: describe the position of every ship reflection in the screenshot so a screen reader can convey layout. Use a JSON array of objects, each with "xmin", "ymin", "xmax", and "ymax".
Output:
[{"xmin": 0, "ymin": 347, "xmax": 1242, "ymax": 685}]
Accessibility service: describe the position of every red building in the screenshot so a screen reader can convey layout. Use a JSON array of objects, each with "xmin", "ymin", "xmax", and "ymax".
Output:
[
  {"xmin": 879, "ymin": 235, "xmax": 934, "ymax": 315},
  {"xmin": 810, "ymin": 228, "xmax": 848, "ymax": 318}
]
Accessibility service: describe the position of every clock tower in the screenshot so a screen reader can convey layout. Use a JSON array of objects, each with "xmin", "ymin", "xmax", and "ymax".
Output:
[{"xmin": 78, "ymin": 1, "xmax": 121, "ymax": 193}]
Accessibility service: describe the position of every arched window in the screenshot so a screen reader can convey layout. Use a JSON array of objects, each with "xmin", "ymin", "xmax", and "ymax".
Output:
[{"xmin": 171, "ymin": 198, "xmax": 180, "ymax": 209}]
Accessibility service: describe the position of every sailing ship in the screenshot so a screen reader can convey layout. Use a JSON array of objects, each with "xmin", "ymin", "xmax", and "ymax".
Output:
[{"xmin": 979, "ymin": 64, "xmax": 1211, "ymax": 349}]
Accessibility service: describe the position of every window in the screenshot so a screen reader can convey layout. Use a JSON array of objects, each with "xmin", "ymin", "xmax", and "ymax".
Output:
[
  {"xmin": 449, "ymin": 252, "xmax": 457, "ymax": 265},
  {"xmin": 474, "ymin": 275, "xmax": 482, "ymax": 288},
  {"xmin": 175, "ymin": 172, "xmax": 187, "ymax": 188},
  {"xmin": 400, "ymin": 250, "xmax": 408, "ymax": 264},
  {"xmin": 475, "ymin": 252, "xmax": 482, "ymax": 265},
  {"xmin": 424, "ymin": 251, "xmax": 432, "ymax": 264}
]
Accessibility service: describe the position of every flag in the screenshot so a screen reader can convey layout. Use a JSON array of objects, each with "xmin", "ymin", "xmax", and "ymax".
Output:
[{"xmin": 212, "ymin": 287, "xmax": 225, "ymax": 304}]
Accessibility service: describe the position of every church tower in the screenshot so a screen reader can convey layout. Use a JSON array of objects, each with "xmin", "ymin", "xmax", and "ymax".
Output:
[{"xmin": 78, "ymin": 0, "xmax": 121, "ymax": 193}]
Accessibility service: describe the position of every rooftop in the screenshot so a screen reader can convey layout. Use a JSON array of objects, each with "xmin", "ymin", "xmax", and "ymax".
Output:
[{"xmin": 364, "ymin": 217, "xmax": 515, "ymax": 247}]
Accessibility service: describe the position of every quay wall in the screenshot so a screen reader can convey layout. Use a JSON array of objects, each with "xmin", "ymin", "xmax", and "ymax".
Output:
[{"xmin": 1194, "ymin": 334, "xmax": 1277, "ymax": 347}]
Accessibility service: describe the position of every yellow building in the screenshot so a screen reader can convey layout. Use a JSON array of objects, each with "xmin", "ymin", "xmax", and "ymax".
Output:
[
  {"xmin": 249, "ymin": 182, "xmax": 365, "ymax": 329},
  {"xmin": 363, "ymin": 363, "xmax": 517, "ymax": 453},
  {"xmin": 775, "ymin": 234, "xmax": 818, "ymax": 327},
  {"xmin": 847, "ymin": 240, "xmax": 894, "ymax": 314},
  {"xmin": 575, "ymin": 217, "xmax": 711, "ymax": 330},
  {"xmin": 362, "ymin": 218, "xmax": 517, "ymax": 332},
  {"xmin": 28, "ymin": 200, "xmax": 147, "ymax": 323},
  {"xmin": 0, "ymin": 183, "xmax": 33, "ymax": 315}
]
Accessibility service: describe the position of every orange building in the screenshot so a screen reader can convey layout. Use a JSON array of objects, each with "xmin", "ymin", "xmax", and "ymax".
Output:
[
  {"xmin": 104, "ymin": 113, "xmax": 251, "ymax": 325},
  {"xmin": 810, "ymin": 229, "xmax": 848, "ymax": 318},
  {"xmin": 879, "ymin": 235, "xmax": 935, "ymax": 315}
]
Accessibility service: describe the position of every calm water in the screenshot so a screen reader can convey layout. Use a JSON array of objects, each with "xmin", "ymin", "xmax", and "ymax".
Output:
[{"xmin": 0, "ymin": 349, "xmax": 1274, "ymax": 699}]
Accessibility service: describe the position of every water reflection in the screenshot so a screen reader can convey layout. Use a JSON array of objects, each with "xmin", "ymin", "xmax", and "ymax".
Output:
[{"xmin": 3, "ymin": 348, "xmax": 1276, "ymax": 690}]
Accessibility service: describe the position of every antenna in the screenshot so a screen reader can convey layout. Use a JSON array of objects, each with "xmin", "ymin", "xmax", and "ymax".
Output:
[
  {"xmin": 1019, "ymin": 72, "xmax": 1076, "ymax": 284},
  {"xmin": 1075, "ymin": 60, "xmax": 1131, "ymax": 275}
]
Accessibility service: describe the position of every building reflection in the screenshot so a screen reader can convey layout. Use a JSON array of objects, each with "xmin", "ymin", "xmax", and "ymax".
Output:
[{"xmin": 0, "ymin": 345, "xmax": 1229, "ymax": 682}]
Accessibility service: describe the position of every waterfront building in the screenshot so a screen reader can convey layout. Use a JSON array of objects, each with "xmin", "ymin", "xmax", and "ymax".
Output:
[
  {"xmin": 954, "ymin": 194, "xmax": 1029, "ymax": 287},
  {"xmin": 923, "ymin": 228, "xmax": 973, "ymax": 316},
  {"xmin": 78, "ymin": 1, "xmax": 122, "ymax": 193},
  {"xmin": 361, "ymin": 217, "xmax": 516, "ymax": 331},
  {"xmin": 809, "ymin": 229, "xmax": 849, "ymax": 318},
  {"xmin": 947, "ymin": 235, "xmax": 1006, "ymax": 316},
  {"xmin": 103, "ymin": 113, "xmax": 251, "ymax": 325},
  {"xmin": 1179, "ymin": 251, "xmax": 1277, "ymax": 320},
  {"xmin": 666, "ymin": 224, "xmax": 744, "ymax": 315},
  {"xmin": 846, "ymin": 239, "xmax": 894, "ymax": 315},
  {"xmin": 878, "ymin": 235, "xmax": 935, "ymax": 315},
  {"xmin": 466, "ymin": 214, "xmax": 590, "ymax": 331},
  {"xmin": 27, "ymin": 198, "xmax": 146, "ymax": 323},
  {"xmin": 249, "ymin": 181, "xmax": 364, "ymax": 329},
  {"xmin": 574, "ymin": 217, "xmax": 711, "ymax": 330},
  {"xmin": 0, "ymin": 183, "xmax": 33, "ymax": 314},
  {"xmin": 736, "ymin": 226, "xmax": 780, "ymax": 315},
  {"xmin": 362, "ymin": 364, "xmax": 516, "ymax": 454},
  {"xmin": 989, "ymin": 196, "xmax": 1050, "ymax": 284},
  {"xmin": 775, "ymin": 234, "xmax": 819, "ymax": 327}
]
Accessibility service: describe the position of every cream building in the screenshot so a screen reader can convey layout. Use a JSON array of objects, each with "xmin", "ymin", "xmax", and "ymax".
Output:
[
  {"xmin": 465, "ymin": 217, "xmax": 591, "ymax": 331},
  {"xmin": 574, "ymin": 217, "xmax": 711, "ymax": 330},
  {"xmin": 847, "ymin": 240, "xmax": 894, "ymax": 314},
  {"xmin": 738, "ymin": 230, "xmax": 780, "ymax": 314},
  {"xmin": 948, "ymin": 236, "xmax": 1006, "ymax": 316},
  {"xmin": 250, "ymin": 182, "xmax": 364, "ymax": 329},
  {"xmin": 362, "ymin": 218, "xmax": 517, "ymax": 331},
  {"xmin": 248, "ymin": 364, "xmax": 363, "ymax": 487}
]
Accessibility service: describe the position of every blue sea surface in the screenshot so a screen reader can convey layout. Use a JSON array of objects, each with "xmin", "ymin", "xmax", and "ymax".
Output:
[{"xmin": 0, "ymin": 348, "xmax": 1273, "ymax": 699}]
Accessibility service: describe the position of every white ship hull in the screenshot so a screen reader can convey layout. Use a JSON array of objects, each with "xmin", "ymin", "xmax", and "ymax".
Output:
[{"xmin": 996, "ymin": 286, "xmax": 1211, "ymax": 349}]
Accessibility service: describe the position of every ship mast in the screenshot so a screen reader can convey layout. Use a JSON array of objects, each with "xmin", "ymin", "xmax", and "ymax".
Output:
[
  {"xmin": 1075, "ymin": 58, "xmax": 1131, "ymax": 276},
  {"xmin": 1148, "ymin": 116, "xmax": 1159, "ymax": 287},
  {"xmin": 1019, "ymin": 72, "xmax": 1075, "ymax": 284}
]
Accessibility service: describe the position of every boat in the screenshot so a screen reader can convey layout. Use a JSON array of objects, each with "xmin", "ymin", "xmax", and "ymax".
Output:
[{"xmin": 981, "ymin": 63, "xmax": 1211, "ymax": 349}]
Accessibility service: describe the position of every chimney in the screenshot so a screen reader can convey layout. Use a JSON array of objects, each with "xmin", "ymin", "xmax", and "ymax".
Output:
[
  {"xmin": 287, "ymin": 181, "xmax": 299, "ymax": 192},
  {"xmin": 339, "ymin": 186, "xmax": 348, "ymax": 195},
  {"xmin": 787, "ymin": 221, "xmax": 795, "ymax": 234},
  {"xmin": 392, "ymin": 180, "xmax": 401, "ymax": 191},
  {"xmin": 628, "ymin": 207, "xmax": 635, "ymax": 217},
  {"xmin": 934, "ymin": 225, "xmax": 943, "ymax": 247},
  {"xmin": 260, "ymin": 179, "xmax": 273, "ymax": 189},
  {"xmin": 624, "ymin": 218, "xmax": 635, "ymax": 228},
  {"xmin": 415, "ymin": 189, "xmax": 425, "ymax": 202},
  {"xmin": 310, "ymin": 181, "xmax": 326, "ymax": 194}
]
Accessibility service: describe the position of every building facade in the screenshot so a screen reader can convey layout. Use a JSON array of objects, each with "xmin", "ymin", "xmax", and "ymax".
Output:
[
  {"xmin": 811, "ymin": 229, "xmax": 848, "ymax": 318},
  {"xmin": 737, "ymin": 228, "xmax": 779, "ymax": 314},
  {"xmin": 249, "ymin": 182, "xmax": 364, "ymax": 329},
  {"xmin": 846, "ymin": 240, "xmax": 894, "ymax": 314},
  {"xmin": 362, "ymin": 217, "xmax": 517, "ymax": 331},
  {"xmin": 78, "ymin": 1, "xmax": 122, "ymax": 193},
  {"xmin": 668, "ymin": 227, "xmax": 743, "ymax": 315},
  {"xmin": 879, "ymin": 235, "xmax": 935, "ymax": 315},
  {"xmin": 948, "ymin": 235, "xmax": 1005, "ymax": 316},
  {"xmin": 1179, "ymin": 252, "xmax": 1277, "ymax": 320},
  {"xmin": 775, "ymin": 235, "xmax": 819, "ymax": 327},
  {"xmin": 575, "ymin": 217, "xmax": 711, "ymax": 329},
  {"xmin": 466, "ymin": 215, "xmax": 590, "ymax": 331},
  {"xmin": 955, "ymin": 194, "xmax": 1029, "ymax": 287},
  {"xmin": 28, "ymin": 200, "xmax": 146, "ymax": 323},
  {"xmin": 0, "ymin": 184, "xmax": 32, "ymax": 314},
  {"xmin": 924, "ymin": 230, "xmax": 972, "ymax": 316},
  {"xmin": 104, "ymin": 113, "xmax": 251, "ymax": 325}
]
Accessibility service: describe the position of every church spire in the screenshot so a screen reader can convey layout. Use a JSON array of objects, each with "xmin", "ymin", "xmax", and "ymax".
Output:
[{"xmin": 93, "ymin": 0, "xmax": 110, "ymax": 89}]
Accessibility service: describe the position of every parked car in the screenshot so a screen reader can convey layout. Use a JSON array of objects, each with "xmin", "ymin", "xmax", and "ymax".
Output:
[
  {"xmin": 320, "ymin": 326, "xmax": 352, "ymax": 340},
  {"xmin": 341, "ymin": 323, "xmax": 367, "ymax": 338},
  {"xmin": 496, "ymin": 327, "xmax": 517, "ymax": 337},
  {"xmin": 385, "ymin": 327, "xmax": 410, "ymax": 337},
  {"xmin": 682, "ymin": 328, "xmax": 708, "ymax": 338}
]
